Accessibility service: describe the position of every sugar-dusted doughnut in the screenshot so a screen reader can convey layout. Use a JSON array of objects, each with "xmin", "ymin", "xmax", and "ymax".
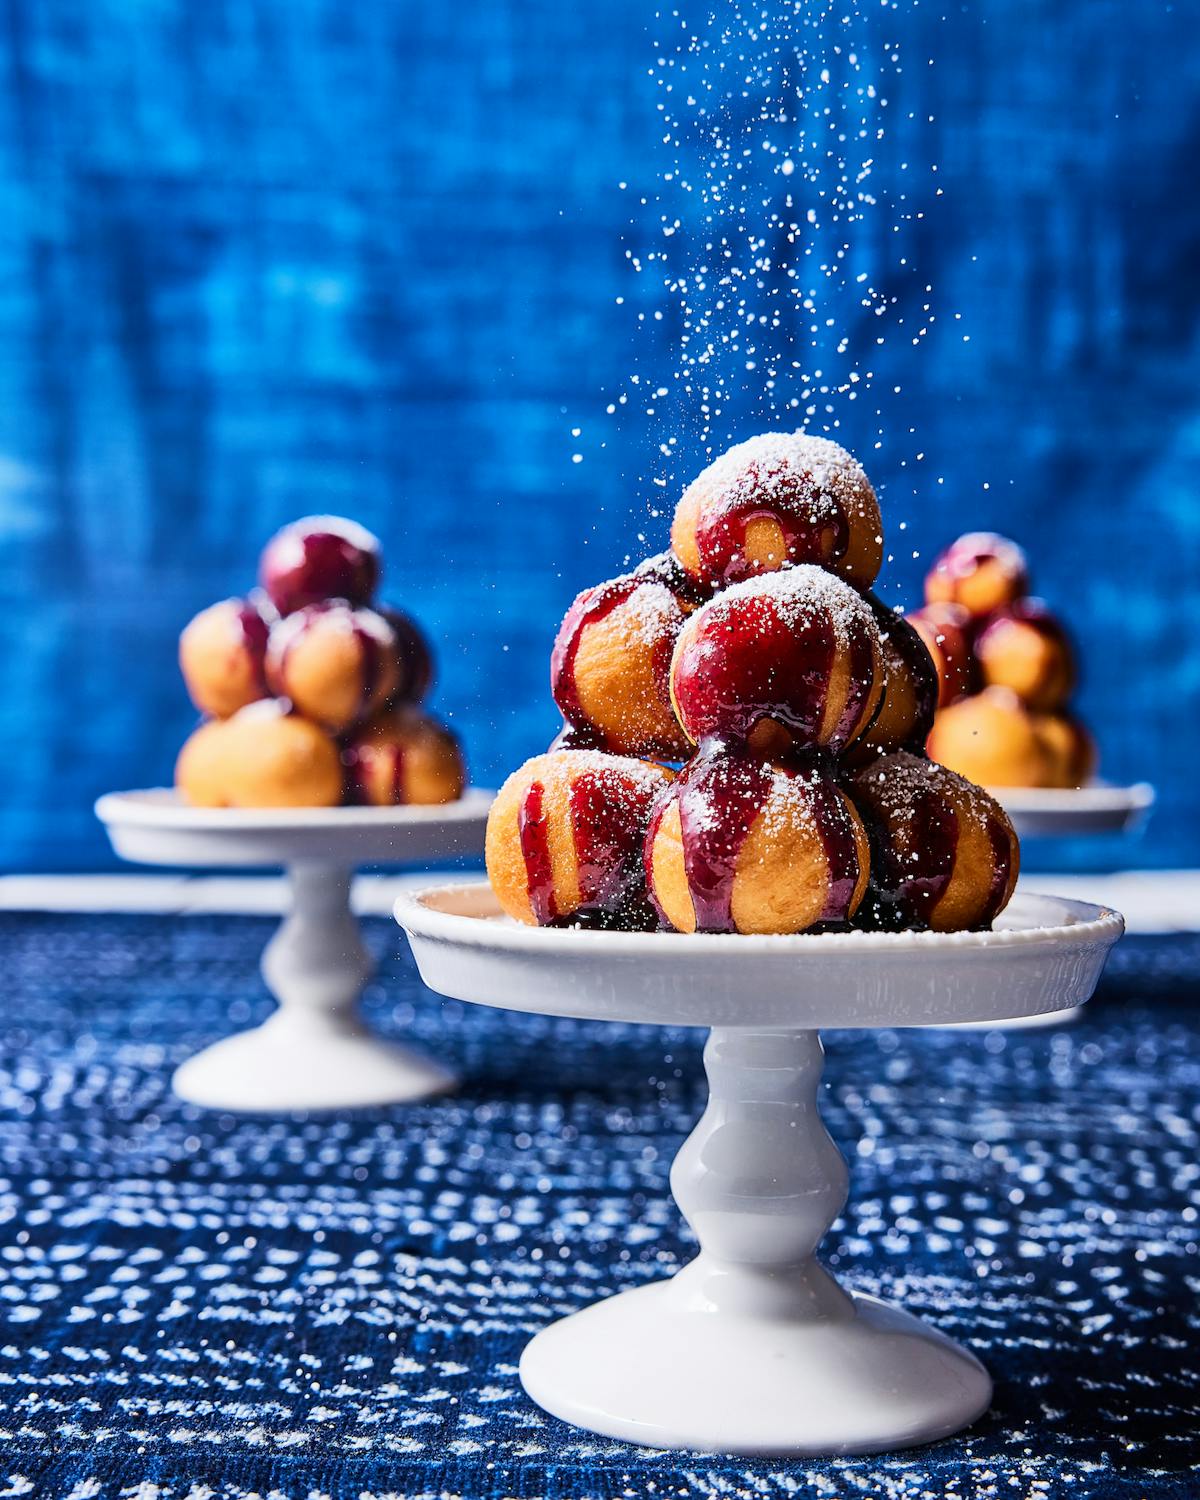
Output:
[
  {"xmin": 486, "ymin": 750, "xmax": 673, "ymax": 929},
  {"xmin": 551, "ymin": 559, "xmax": 694, "ymax": 759},
  {"xmin": 670, "ymin": 564, "xmax": 884, "ymax": 756},
  {"xmin": 647, "ymin": 752, "xmax": 870, "ymax": 934},
  {"xmin": 847, "ymin": 750, "xmax": 1018, "ymax": 931},
  {"xmin": 671, "ymin": 432, "xmax": 882, "ymax": 590}
]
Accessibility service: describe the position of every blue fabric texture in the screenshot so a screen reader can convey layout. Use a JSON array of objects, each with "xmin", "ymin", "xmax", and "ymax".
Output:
[
  {"xmin": 0, "ymin": 910, "xmax": 1196, "ymax": 1496},
  {"xmin": 0, "ymin": 0, "xmax": 1197, "ymax": 873}
]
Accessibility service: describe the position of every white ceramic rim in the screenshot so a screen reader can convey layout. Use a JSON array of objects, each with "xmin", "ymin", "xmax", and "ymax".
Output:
[
  {"xmin": 397, "ymin": 881, "xmax": 1123, "ymax": 958},
  {"xmin": 989, "ymin": 781, "xmax": 1155, "ymax": 814},
  {"xmin": 96, "ymin": 786, "xmax": 495, "ymax": 832}
]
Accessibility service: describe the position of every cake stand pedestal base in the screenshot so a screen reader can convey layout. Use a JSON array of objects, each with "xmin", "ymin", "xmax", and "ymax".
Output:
[
  {"xmin": 174, "ymin": 862, "xmax": 455, "ymax": 1112},
  {"xmin": 523, "ymin": 1028, "xmax": 988, "ymax": 1456}
]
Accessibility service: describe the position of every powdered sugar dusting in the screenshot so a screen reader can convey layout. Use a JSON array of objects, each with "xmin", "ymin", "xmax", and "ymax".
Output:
[
  {"xmin": 700, "ymin": 561, "xmax": 878, "ymax": 654},
  {"xmin": 688, "ymin": 429, "xmax": 874, "ymax": 523},
  {"xmin": 555, "ymin": 747, "xmax": 672, "ymax": 800}
]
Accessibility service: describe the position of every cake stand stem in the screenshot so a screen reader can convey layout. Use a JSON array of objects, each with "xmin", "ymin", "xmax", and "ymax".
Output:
[
  {"xmin": 171, "ymin": 862, "xmax": 456, "ymax": 1112},
  {"xmin": 519, "ymin": 1025, "xmax": 991, "ymax": 1455}
]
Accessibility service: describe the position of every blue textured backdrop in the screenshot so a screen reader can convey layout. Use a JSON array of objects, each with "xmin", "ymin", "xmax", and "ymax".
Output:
[{"xmin": 1, "ymin": 0, "xmax": 1197, "ymax": 871}]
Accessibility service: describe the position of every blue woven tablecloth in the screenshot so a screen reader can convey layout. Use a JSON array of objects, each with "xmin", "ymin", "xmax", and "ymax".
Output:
[{"xmin": 1, "ymin": 911, "xmax": 1197, "ymax": 1497}]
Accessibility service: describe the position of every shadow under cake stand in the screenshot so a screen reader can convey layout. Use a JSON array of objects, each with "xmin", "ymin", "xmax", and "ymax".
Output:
[
  {"xmin": 397, "ymin": 883, "xmax": 1122, "ymax": 1457},
  {"xmin": 97, "ymin": 788, "xmax": 492, "ymax": 1111}
]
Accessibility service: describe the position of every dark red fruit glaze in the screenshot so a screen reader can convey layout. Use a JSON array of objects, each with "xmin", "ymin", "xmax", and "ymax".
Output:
[
  {"xmin": 518, "ymin": 781, "xmax": 558, "ymax": 925},
  {"xmin": 672, "ymin": 589, "xmax": 875, "ymax": 753},
  {"xmin": 260, "ymin": 517, "xmax": 381, "ymax": 615},
  {"xmin": 379, "ymin": 606, "xmax": 434, "ymax": 704},
  {"xmin": 661, "ymin": 752, "xmax": 863, "ymax": 933},
  {"xmin": 519, "ymin": 766, "xmax": 662, "ymax": 931},
  {"xmin": 864, "ymin": 592, "xmax": 938, "ymax": 748},
  {"xmin": 550, "ymin": 571, "xmax": 688, "ymax": 756},
  {"xmin": 233, "ymin": 597, "xmax": 273, "ymax": 696},
  {"xmin": 693, "ymin": 464, "xmax": 851, "ymax": 587},
  {"xmin": 852, "ymin": 767, "xmax": 1014, "ymax": 932}
]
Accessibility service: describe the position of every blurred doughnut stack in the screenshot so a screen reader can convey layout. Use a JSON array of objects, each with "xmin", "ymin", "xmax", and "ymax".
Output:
[
  {"xmin": 175, "ymin": 517, "xmax": 465, "ymax": 808},
  {"xmin": 910, "ymin": 533, "xmax": 1096, "ymax": 789},
  {"xmin": 486, "ymin": 432, "xmax": 1020, "ymax": 936}
]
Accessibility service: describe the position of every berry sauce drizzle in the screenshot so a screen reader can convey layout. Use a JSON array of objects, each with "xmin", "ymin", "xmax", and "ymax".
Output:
[
  {"xmin": 694, "ymin": 466, "xmax": 850, "ymax": 586},
  {"xmin": 235, "ymin": 601, "xmax": 272, "ymax": 695},
  {"xmin": 673, "ymin": 591, "xmax": 865, "ymax": 751},
  {"xmin": 519, "ymin": 767, "xmax": 662, "ymax": 931},
  {"xmin": 677, "ymin": 753, "xmax": 774, "ymax": 932},
  {"xmin": 518, "ymin": 781, "xmax": 558, "ymax": 925}
]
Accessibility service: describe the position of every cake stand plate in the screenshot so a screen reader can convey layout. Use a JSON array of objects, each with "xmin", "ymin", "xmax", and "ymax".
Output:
[
  {"xmin": 397, "ymin": 883, "xmax": 1122, "ymax": 1456},
  {"xmin": 96, "ymin": 789, "xmax": 492, "ymax": 1111},
  {"xmin": 993, "ymin": 781, "xmax": 1155, "ymax": 839}
]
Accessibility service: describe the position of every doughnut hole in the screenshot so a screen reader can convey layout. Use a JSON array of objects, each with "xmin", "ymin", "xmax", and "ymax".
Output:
[
  {"xmin": 848, "ymin": 750, "xmax": 1019, "ymax": 932},
  {"xmin": 670, "ymin": 431, "xmax": 883, "ymax": 590},
  {"xmin": 925, "ymin": 532, "xmax": 1028, "ymax": 620},
  {"xmin": 179, "ymin": 596, "xmax": 272, "ymax": 719},
  {"xmin": 551, "ymin": 574, "xmax": 692, "ymax": 758},
  {"xmin": 266, "ymin": 602, "xmax": 400, "ymax": 733},
  {"xmin": 485, "ymin": 750, "xmax": 672, "ymax": 928},
  {"xmin": 927, "ymin": 687, "xmax": 1056, "ymax": 788},
  {"xmin": 344, "ymin": 706, "xmax": 465, "ymax": 805},
  {"xmin": 669, "ymin": 565, "xmax": 884, "ymax": 755},
  {"xmin": 976, "ymin": 600, "xmax": 1074, "ymax": 711},
  {"xmin": 647, "ymin": 756, "xmax": 870, "ymax": 935},
  {"xmin": 176, "ymin": 701, "xmax": 343, "ymax": 808}
]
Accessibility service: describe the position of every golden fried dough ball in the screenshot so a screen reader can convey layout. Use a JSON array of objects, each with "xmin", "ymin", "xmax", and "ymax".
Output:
[
  {"xmin": 176, "ymin": 700, "xmax": 343, "ymax": 808},
  {"xmin": 671, "ymin": 432, "xmax": 882, "ymax": 590},
  {"xmin": 924, "ymin": 532, "xmax": 1028, "ymax": 620},
  {"xmin": 670, "ymin": 565, "xmax": 884, "ymax": 757},
  {"xmin": 927, "ymin": 687, "xmax": 1056, "ymax": 788},
  {"xmin": 265, "ymin": 601, "xmax": 400, "ymax": 733},
  {"xmin": 179, "ymin": 596, "xmax": 272, "ymax": 719},
  {"xmin": 975, "ymin": 599, "xmax": 1074, "ymax": 711},
  {"xmin": 551, "ymin": 563, "xmax": 693, "ymax": 759},
  {"xmin": 343, "ymin": 706, "xmax": 465, "ymax": 805},
  {"xmin": 647, "ymin": 753, "xmax": 870, "ymax": 934},
  {"xmin": 486, "ymin": 750, "xmax": 673, "ymax": 929},
  {"xmin": 847, "ymin": 751, "xmax": 1019, "ymax": 932}
]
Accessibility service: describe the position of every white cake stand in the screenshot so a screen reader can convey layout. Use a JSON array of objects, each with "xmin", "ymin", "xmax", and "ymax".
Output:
[
  {"xmin": 397, "ymin": 882, "xmax": 1122, "ymax": 1457},
  {"xmin": 994, "ymin": 781, "xmax": 1154, "ymax": 839},
  {"xmin": 96, "ymin": 788, "xmax": 492, "ymax": 1111}
]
